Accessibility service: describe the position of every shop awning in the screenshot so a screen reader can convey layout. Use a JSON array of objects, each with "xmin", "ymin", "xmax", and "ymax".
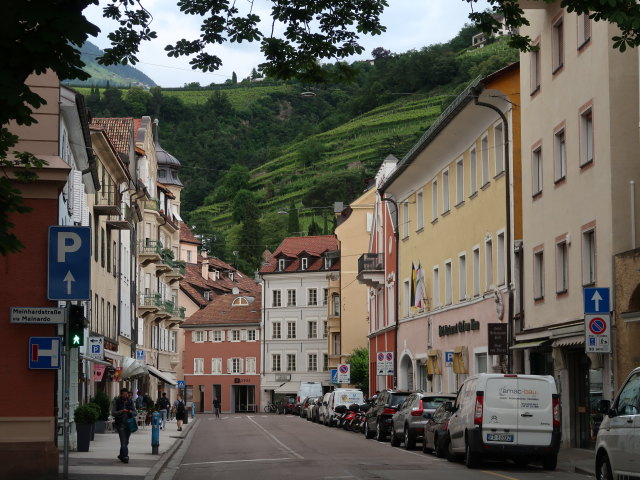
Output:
[
  {"xmin": 146, "ymin": 364, "xmax": 177, "ymax": 386},
  {"xmin": 552, "ymin": 335, "xmax": 584, "ymax": 348},
  {"xmin": 510, "ymin": 339, "xmax": 550, "ymax": 350},
  {"xmin": 121, "ymin": 356, "xmax": 148, "ymax": 379},
  {"xmin": 80, "ymin": 354, "xmax": 111, "ymax": 366},
  {"xmin": 274, "ymin": 381, "xmax": 300, "ymax": 394}
]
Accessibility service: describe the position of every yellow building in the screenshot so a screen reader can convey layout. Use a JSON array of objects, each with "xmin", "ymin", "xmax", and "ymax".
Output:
[{"xmin": 380, "ymin": 64, "xmax": 521, "ymax": 393}]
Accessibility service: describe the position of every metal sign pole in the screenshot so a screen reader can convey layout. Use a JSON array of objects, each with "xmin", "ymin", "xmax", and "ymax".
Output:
[{"xmin": 62, "ymin": 304, "xmax": 70, "ymax": 479}]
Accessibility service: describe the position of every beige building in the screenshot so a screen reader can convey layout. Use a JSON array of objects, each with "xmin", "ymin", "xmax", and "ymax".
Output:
[
  {"xmin": 517, "ymin": 4, "xmax": 639, "ymax": 448},
  {"xmin": 333, "ymin": 188, "xmax": 376, "ymax": 380}
]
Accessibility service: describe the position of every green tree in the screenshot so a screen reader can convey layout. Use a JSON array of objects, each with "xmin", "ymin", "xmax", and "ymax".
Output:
[
  {"xmin": 232, "ymin": 189, "xmax": 259, "ymax": 224},
  {"xmin": 287, "ymin": 200, "xmax": 300, "ymax": 235},
  {"xmin": 349, "ymin": 347, "xmax": 369, "ymax": 391},
  {"xmin": 231, "ymin": 71, "xmax": 238, "ymax": 84},
  {"xmin": 259, "ymin": 211, "xmax": 288, "ymax": 252},
  {"xmin": 297, "ymin": 138, "xmax": 327, "ymax": 168},
  {"xmin": 307, "ymin": 218, "xmax": 322, "ymax": 236},
  {"xmin": 124, "ymin": 86, "xmax": 151, "ymax": 117}
]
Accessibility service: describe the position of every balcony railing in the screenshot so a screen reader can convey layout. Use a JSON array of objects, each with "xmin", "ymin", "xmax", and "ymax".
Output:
[
  {"xmin": 106, "ymin": 205, "xmax": 131, "ymax": 230},
  {"xmin": 139, "ymin": 240, "xmax": 163, "ymax": 266},
  {"xmin": 357, "ymin": 253, "xmax": 385, "ymax": 288},
  {"xmin": 139, "ymin": 293, "xmax": 162, "ymax": 310},
  {"xmin": 144, "ymin": 198, "xmax": 160, "ymax": 212},
  {"xmin": 358, "ymin": 253, "xmax": 384, "ymax": 274},
  {"xmin": 94, "ymin": 185, "xmax": 121, "ymax": 215}
]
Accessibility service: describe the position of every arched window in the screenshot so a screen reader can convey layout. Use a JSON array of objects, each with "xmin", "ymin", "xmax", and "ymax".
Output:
[{"xmin": 232, "ymin": 297, "xmax": 249, "ymax": 306}]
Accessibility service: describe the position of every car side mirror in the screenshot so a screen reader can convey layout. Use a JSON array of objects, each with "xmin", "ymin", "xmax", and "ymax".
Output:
[
  {"xmin": 597, "ymin": 399, "xmax": 611, "ymax": 415},
  {"xmin": 443, "ymin": 401, "xmax": 455, "ymax": 413}
]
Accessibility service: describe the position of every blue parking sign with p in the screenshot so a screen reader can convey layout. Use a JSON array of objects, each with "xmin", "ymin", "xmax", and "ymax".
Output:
[{"xmin": 48, "ymin": 226, "xmax": 91, "ymax": 300}]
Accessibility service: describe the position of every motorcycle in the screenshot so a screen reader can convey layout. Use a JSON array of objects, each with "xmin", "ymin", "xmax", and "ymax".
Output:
[
  {"xmin": 350, "ymin": 403, "xmax": 370, "ymax": 433},
  {"xmin": 342, "ymin": 404, "xmax": 361, "ymax": 431}
]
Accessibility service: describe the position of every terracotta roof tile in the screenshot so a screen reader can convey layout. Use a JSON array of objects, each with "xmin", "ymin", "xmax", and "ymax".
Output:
[
  {"xmin": 184, "ymin": 292, "xmax": 262, "ymax": 326},
  {"xmin": 91, "ymin": 118, "xmax": 134, "ymax": 155},
  {"xmin": 260, "ymin": 235, "xmax": 339, "ymax": 273},
  {"xmin": 180, "ymin": 222, "xmax": 201, "ymax": 245}
]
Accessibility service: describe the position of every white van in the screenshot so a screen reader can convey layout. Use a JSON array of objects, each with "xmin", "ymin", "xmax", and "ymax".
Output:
[
  {"xmin": 297, "ymin": 382, "xmax": 323, "ymax": 405},
  {"xmin": 595, "ymin": 366, "xmax": 640, "ymax": 480},
  {"xmin": 327, "ymin": 388, "xmax": 365, "ymax": 426},
  {"xmin": 447, "ymin": 374, "xmax": 561, "ymax": 469}
]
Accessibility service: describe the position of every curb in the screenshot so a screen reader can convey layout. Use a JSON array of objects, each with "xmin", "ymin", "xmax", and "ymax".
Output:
[{"xmin": 144, "ymin": 417, "xmax": 199, "ymax": 480}]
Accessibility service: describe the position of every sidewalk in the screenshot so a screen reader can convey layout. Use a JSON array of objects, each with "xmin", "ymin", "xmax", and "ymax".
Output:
[
  {"xmin": 557, "ymin": 447, "xmax": 595, "ymax": 477},
  {"xmin": 59, "ymin": 416, "xmax": 197, "ymax": 479}
]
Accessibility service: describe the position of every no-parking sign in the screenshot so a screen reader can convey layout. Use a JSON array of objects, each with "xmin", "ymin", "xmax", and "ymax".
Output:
[
  {"xmin": 337, "ymin": 364, "xmax": 350, "ymax": 383},
  {"xmin": 585, "ymin": 314, "xmax": 611, "ymax": 353}
]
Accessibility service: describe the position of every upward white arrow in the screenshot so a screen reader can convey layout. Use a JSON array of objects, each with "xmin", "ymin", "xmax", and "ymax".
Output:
[
  {"xmin": 591, "ymin": 290, "xmax": 603, "ymax": 311},
  {"xmin": 63, "ymin": 271, "xmax": 75, "ymax": 295}
]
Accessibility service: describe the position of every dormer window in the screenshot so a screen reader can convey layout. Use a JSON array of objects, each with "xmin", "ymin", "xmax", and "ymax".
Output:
[
  {"xmin": 324, "ymin": 257, "xmax": 332, "ymax": 270},
  {"xmin": 229, "ymin": 272, "xmax": 234, "ymax": 281},
  {"xmin": 232, "ymin": 297, "xmax": 249, "ymax": 306},
  {"xmin": 204, "ymin": 291, "xmax": 210, "ymax": 301},
  {"xmin": 215, "ymin": 270, "xmax": 220, "ymax": 280},
  {"xmin": 301, "ymin": 258, "xmax": 308, "ymax": 270},
  {"xmin": 278, "ymin": 258, "xmax": 286, "ymax": 271}
]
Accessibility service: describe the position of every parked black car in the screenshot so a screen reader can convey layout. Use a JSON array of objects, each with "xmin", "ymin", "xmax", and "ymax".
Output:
[
  {"xmin": 390, "ymin": 393, "xmax": 456, "ymax": 450},
  {"xmin": 364, "ymin": 389, "xmax": 412, "ymax": 441},
  {"xmin": 422, "ymin": 400, "xmax": 455, "ymax": 457}
]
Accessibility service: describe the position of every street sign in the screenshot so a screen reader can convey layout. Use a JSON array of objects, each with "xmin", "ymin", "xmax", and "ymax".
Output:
[
  {"xmin": 584, "ymin": 287, "xmax": 610, "ymax": 314},
  {"xmin": 11, "ymin": 307, "xmax": 65, "ymax": 324},
  {"xmin": 384, "ymin": 352, "xmax": 394, "ymax": 376},
  {"xmin": 337, "ymin": 364, "xmax": 351, "ymax": 383},
  {"xmin": 29, "ymin": 337, "xmax": 62, "ymax": 369},
  {"xmin": 585, "ymin": 314, "xmax": 611, "ymax": 353},
  {"xmin": 376, "ymin": 352, "xmax": 385, "ymax": 375},
  {"xmin": 331, "ymin": 368, "xmax": 338, "ymax": 384},
  {"xmin": 136, "ymin": 350, "xmax": 145, "ymax": 361},
  {"xmin": 87, "ymin": 336, "xmax": 104, "ymax": 360},
  {"xmin": 177, "ymin": 380, "xmax": 185, "ymax": 389},
  {"xmin": 445, "ymin": 351, "xmax": 454, "ymax": 366},
  {"xmin": 48, "ymin": 226, "xmax": 91, "ymax": 301}
]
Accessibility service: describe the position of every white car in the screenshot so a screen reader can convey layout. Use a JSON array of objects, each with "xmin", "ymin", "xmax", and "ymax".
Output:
[
  {"xmin": 318, "ymin": 392, "xmax": 332, "ymax": 425},
  {"xmin": 595, "ymin": 366, "xmax": 640, "ymax": 480},
  {"xmin": 447, "ymin": 373, "xmax": 561, "ymax": 470}
]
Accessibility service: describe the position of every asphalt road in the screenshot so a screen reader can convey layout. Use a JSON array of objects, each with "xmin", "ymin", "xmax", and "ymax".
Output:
[{"xmin": 170, "ymin": 414, "xmax": 586, "ymax": 480}]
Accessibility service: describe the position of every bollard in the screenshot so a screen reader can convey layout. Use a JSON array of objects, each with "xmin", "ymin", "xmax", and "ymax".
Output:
[
  {"xmin": 183, "ymin": 404, "xmax": 188, "ymax": 425},
  {"xmin": 151, "ymin": 411, "xmax": 160, "ymax": 455},
  {"xmin": 192, "ymin": 402, "xmax": 195, "ymax": 418}
]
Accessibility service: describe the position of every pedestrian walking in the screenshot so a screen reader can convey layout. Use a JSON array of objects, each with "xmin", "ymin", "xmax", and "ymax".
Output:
[
  {"xmin": 135, "ymin": 391, "xmax": 145, "ymax": 410},
  {"xmin": 173, "ymin": 395, "xmax": 186, "ymax": 431},
  {"xmin": 111, "ymin": 388, "xmax": 136, "ymax": 463},
  {"xmin": 157, "ymin": 392, "xmax": 170, "ymax": 429},
  {"xmin": 213, "ymin": 398, "xmax": 220, "ymax": 418}
]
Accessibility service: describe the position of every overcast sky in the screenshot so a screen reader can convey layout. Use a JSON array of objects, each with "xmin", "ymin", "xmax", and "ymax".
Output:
[{"xmin": 84, "ymin": 0, "xmax": 489, "ymax": 88}]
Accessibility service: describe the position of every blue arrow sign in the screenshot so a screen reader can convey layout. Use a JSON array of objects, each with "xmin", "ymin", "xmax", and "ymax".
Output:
[
  {"xmin": 584, "ymin": 287, "xmax": 610, "ymax": 314},
  {"xmin": 29, "ymin": 337, "xmax": 62, "ymax": 369},
  {"xmin": 331, "ymin": 368, "xmax": 338, "ymax": 384},
  {"xmin": 48, "ymin": 226, "xmax": 91, "ymax": 300}
]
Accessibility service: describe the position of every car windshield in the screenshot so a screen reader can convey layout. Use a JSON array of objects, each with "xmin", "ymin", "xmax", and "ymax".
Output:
[
  {"xmin": 389, "ymin": 393, "xmax": 409, "ymax": 406},
  {"xmin": 422, "ymin": 396, "xmax": 453, "ymax": 410}
]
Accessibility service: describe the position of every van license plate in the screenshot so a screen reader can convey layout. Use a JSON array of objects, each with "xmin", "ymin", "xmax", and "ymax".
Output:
[{"xmin": 487, "ymin": 433, "xmax": 514, "ymax": 442}]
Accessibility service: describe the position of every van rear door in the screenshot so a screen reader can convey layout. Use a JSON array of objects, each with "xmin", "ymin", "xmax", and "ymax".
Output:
[
  {"xmin": 515, "ymin": 376, "xmax": 554, "ymax": 446},
  {"xmin": 484, "ymin": 376, "xmax": 520, "ymax": 445}
]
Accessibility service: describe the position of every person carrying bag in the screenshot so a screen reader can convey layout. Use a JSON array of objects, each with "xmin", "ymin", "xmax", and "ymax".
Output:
[{"xmin": 111, "ymin": 388, "xmax": 137, "ymax": 463}]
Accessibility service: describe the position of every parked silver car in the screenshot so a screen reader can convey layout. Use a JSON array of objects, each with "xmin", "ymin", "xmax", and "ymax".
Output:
[
  {"xmin": 595, "ymin": 366, "xmax": 640, "ymax": 480},
  {"xmin": 390, "ymin": 393, "xmax": 455, "ymax": 449}
]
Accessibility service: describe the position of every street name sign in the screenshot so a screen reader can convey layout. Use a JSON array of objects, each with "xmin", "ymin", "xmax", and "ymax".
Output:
[
  {"xmin": 48, "ymin": 226, "xmax": 91, "ymax": 301},
  {"xmin": 11, "ymin": 307, "xmax": 65, "ymax": 324},
  {"xmin": 29, "ymin": 337, "xmax": 62, "ymax": 369},
  {"xmin": 584, "ymin": 287, "xmax": 610, "ymax": 314},
  {"xmin": 585, "ymin": 314, "xmax": 611, "ymax": 353}
]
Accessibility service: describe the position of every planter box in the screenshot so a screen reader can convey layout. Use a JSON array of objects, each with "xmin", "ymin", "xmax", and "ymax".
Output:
[
  {"xmin": 76, "ymin": 424, "xmax": 92, "ymax": 452},
  {"xmin": 94, "ymin": 420, "xmax": 106, "ymax": 434}
]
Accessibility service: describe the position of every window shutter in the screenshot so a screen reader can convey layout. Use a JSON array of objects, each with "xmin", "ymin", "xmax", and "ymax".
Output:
[
  {"xmin": 227, "ymin": 358, "xmax": 232, "ymax": 374},
  {"xmin": 221, "ymin": 330, "xmax": 225, "ymax": 342},
  {"xmin": 239, "ymin": 358, "xmax": 244, "ymax": 374},
  {"xmin": 241, "ymin": 330, "xmax": 247, "ymax": 341},
  {"xmin": 72, "ymin": 170, "xmax": 83, "ymax": 224},
  {"xmin": 255, "ymin": 330, "xmax": 260, "ymax": 341},
  {"xmin": 191, "ymin": 331, "xmax": 196, "ymax": 342},
  {"xmin": 208, "ymin": 330, "xmax": 213, "ymax": 341}
]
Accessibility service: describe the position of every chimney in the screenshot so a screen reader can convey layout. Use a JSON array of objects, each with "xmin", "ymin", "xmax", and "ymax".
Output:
[{"xmin": 201, "ymin": 258, "xmax": 208, "ymax": 279}]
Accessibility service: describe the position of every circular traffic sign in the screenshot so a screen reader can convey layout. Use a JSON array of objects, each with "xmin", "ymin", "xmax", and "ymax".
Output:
[
  {"xmin": 377, "ymin": 353, "xmax": 384, "ymax": 361},
  {"xmin": 386, "ymin": 352, "xmax": 393, "ymax": 361},
  {"xmin": 589, "ymin": 317, "xmax": 607, "ymax": 335},
  {"xmin": 339, "ymin": 364, "xmax": 349, "ymax": 374}
]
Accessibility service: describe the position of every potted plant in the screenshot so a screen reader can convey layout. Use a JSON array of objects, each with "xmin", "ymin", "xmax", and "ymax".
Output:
[
  {"xmin": 74, "ymin": 404, "xmax": 98, "ymax": 452},
  {"xmin": 86, "ymin": 402, "xmax": 101, "ymax": 440},
  {"xmin": 92, "ymin": 392, "xmax": 111, "ymax": 434}
]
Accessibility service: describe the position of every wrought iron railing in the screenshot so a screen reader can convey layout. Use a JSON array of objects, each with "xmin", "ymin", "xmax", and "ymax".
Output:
[{"xmin": 357, "ymin": 253, "xmax": 384, "ymax": 274}]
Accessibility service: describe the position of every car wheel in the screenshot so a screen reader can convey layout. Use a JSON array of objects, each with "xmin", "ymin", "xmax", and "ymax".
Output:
[
  {"xmin": 390, "ymin": 426, "xmax": 401, "ymax": 447},
  {"xmin": 404, "ymin": 426, "xmax": 416, "ymax": 450},
  {"xmin": 364, "ymin": 420, "xmax": 374, "ymax": 439},
  {"xmin": 422, "ymin": 434, "xmax": 433, "ymax": 454},
  {"xmin": 446, "ymin": 438, "xmax": 457, "ymax": 462},
  {"xmin": 435, "ymin": 434, "xmax": 448, "ymax": 458},
  {"xmin": 541, "ymin": 453, "xmax": 557, "ymax": 471},
  {"xmin": 596, "ymin": 453, "xmax": 613, "ymax": 480},
  {"xmin": 464, "ymin": 440, "xmax": 479, "ymax": 468},
  {"xmin": 376, "ymin": 421, "xmax": 386, "ymax": 442}
]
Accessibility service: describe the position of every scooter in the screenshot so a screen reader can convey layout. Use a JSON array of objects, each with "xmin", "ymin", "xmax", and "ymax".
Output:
[
  {"xmin": 342, "ymin": 404, "xmax": 360, "ymax": 431},
  {"xmin": 351, "ymin": 403, "xmax": 369, "ymax": 433}
]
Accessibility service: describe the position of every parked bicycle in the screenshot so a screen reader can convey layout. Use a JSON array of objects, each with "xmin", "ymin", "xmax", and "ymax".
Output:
[{"xmin": 264, "ymin": 401, "xmax": 278, "ymax": 413}]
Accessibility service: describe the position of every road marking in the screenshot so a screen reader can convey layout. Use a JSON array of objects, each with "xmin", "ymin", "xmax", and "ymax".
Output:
[
  {"xmin": 481, "ymin": 470, "xmax": 520, "ymax": 480},
  {"xmin": 182, "ymin": 457, "xmax": 292, "ymax": 466},
  {"xmin": 246, "ymin": 416, "xmax": 304, "ymax": 459}
]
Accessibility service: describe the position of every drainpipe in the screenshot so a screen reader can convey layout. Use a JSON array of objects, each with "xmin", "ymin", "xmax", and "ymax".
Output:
[
  {"xmin": 380, "ymin": 194, "xmax": 399, "ymax": 388},
  {"xmin": 471, "ymin": 84, "xmax": 514, "ymax": 373}
]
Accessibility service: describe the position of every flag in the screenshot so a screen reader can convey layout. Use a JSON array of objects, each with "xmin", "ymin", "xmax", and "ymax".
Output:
[
  {"xmin": 410, "ymin": 262, "xmax": 416, "ymax": 308},
  {"xmin": 414, "ymin": 263, "xmax": 426, "ymax": 309}
]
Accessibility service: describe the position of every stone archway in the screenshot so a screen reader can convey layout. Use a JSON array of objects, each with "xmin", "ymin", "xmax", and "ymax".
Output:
[{"xmin": 398, "ymin": 354, "xmax": 414, "ymax": 391}]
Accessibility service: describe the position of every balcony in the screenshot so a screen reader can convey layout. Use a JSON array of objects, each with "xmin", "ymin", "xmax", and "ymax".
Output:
[
  {"xmin": 139, "ymin": 240, "xmax": 162, "ymax": 266},
  {"xmin": 106, "ymin": 205, "xmax": 131, "ymax": 230},
  {"xmin": 356, "ymin": 253, "xmax": 385, "ymax": 287},
  {"xmin": 163, "ymin": 260, "xmax": 186, "ymax": 283},
  {"xmin": 155, "ymin": 256, "xmax": 172, "ymax": 276},
  {"xmin": 165, "ymin": 306, "xmax": 186, "ymax": 328},
  {"xmin": 144, "ymin": 198, "xmax": 160, "ymax": 212},
  {"xmin": 138, "ymin": 293, "xmax": 161, "ymax": 316},
  {"xmin": 93, "ymin": 185, "xmax": 121, "ymax": 216}
]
